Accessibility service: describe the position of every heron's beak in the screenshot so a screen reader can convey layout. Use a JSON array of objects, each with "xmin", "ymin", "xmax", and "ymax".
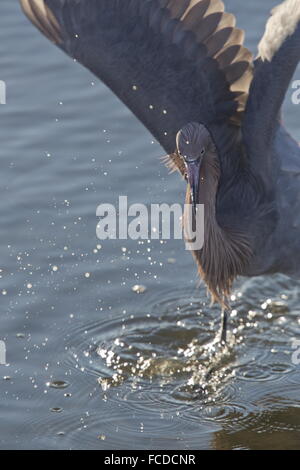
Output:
[{"xmin": 185, "ymin": 158, "xmax": 202, "ymax": 217}]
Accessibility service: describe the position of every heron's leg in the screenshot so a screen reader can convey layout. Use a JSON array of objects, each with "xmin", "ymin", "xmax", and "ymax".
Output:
[
  {"xmin": 220, "ymin": 308, "xmax": 228, "ymax": 344},
  {"xmin": 204, "ymin": 307, "xmax": 229, "ymax": 380}
]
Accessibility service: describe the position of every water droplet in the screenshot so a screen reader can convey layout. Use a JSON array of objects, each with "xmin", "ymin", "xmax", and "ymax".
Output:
[
  {"xmin": 50, "ymin": 407, "xmax": 63, "ymax": 413},
  {"xmin": 132, "ymin": 284, "xmax": 147, "ymax": 294},
  {"xmin": 47, "ymin": 380, "xmax": 69, "ymax": 389},
  {"xmin": 16, "ymin": 333, "xmax": 25, "ymax": 338},
  {"xmin": 270, "ymin": 301, "xmax": 289, "ymax": 314}
]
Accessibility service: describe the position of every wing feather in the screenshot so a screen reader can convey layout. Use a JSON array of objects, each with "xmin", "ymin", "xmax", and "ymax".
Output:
[
  {"xmin": 243, "ymin": 0, "xmax": 300, "ymax": 178},
  {"xmin": 20, "ymin": 0, "xmax": 254, "ymax": 170}
]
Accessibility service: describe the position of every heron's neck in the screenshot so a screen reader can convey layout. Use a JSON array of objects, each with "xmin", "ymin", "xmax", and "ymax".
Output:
[{"xmin": 187, "ymin": 155, "xmax": 252, "ymax": 305}]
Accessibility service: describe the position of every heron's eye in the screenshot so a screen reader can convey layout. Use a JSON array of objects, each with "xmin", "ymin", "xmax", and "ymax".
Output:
[{"xmin": 200, "ymin": 148, "xmax": 205, "ymax": 156}]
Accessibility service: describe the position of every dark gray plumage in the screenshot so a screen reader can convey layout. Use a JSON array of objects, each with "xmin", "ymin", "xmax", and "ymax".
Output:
[{"xmin": 19, "ymin": 0, "xmax": 300, "ymax": 342}]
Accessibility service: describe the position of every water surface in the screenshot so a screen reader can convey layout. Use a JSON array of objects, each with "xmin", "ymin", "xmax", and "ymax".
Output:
[{"xmin": 1, "ymin": 0, "xmax": 300, "ymax": 450}]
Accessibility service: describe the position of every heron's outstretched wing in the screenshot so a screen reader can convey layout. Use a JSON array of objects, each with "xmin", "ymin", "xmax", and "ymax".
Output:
[
  {"xmin": 20, "ymin": 0, "xmax": 253, "ymax": 169},
  {"xmin": 242, "ymin": 0, "xmax": 300, "ymax": 175}
]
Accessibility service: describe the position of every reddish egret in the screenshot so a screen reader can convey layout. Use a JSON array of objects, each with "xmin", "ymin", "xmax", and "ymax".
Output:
[{"xmin": 20, "ymin": 0, "xmax": 300, "ymax": 343}]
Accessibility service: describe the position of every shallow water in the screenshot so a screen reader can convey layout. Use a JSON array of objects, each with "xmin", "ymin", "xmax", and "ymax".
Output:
[{"xmin": 1, "ymin": 0, "xmax": 300, "ymax": 450}]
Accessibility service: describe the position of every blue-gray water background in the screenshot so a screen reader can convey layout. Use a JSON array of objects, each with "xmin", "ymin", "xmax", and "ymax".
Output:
[{"xmin": 1, "ymin": 0, "xmax": 300, "ymax": 450}]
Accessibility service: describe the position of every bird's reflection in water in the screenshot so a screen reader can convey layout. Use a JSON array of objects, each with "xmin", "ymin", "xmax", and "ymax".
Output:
[{"xmin": 213, "ymin": 404, "xmax": 300, "ymax": 450}]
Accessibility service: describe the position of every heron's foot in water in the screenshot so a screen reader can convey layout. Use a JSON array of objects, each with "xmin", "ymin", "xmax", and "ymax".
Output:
[
  {"xmin": 203, "ymin": 335, "xmax": 227, "ymax": 355},
  {"xmin": 198, "ymin": 310, "xmax": 230, "ymax": 380},
  {"xmin": 198, "ymin": 339, "xmax": 229, "ymax": 381}
]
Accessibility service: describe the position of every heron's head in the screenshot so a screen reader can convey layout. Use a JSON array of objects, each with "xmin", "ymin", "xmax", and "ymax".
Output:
[{"xmin": 176, "ymin": 122, "xmax": 217, "ymax": 214}]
